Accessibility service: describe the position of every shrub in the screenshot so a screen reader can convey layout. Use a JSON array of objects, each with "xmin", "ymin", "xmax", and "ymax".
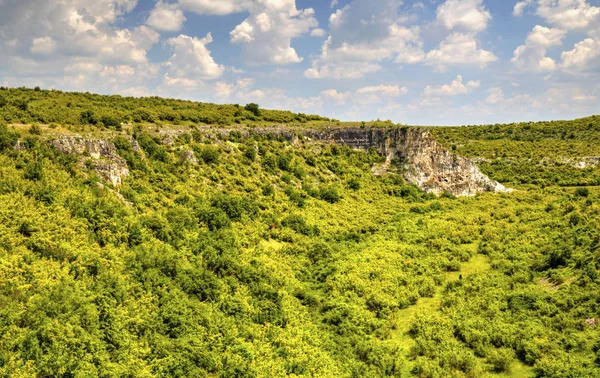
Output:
[
  {"xmin": 575, "ymin": 187, "xmax": 589, "ymax": 197},
  {"xmin": 347, "ymin": 178, "xmax": 361, "ymax": 191},
  {"xmin": 243, "ymin": 145, "xmax": 256, "ymax": 161},
  {"xmin": 80, "ymin": 110, "xmax": 98, "ymax": 125},
  {"xmin": 101, "ymin": 115, "xmax": 121, "ymax": 130},
  {"xmin": 0, "ymin": 125, "xmax": 18, "ymax": 152},
  {"xmin": 29, "ymin": 124, "xmax": 42, "ymax": 135},
  {"xmin": 319, "ymin": 185, "xmax": 341, "ymax": 204},
  {"xmin": 487, "ymin": 348, "xmax": 513, "ymax": 373},
  {"xmin": 196, "ymin": 145, "xmax": 220, "ymax": 164},
  {"xmin": 281, "ymin": 214, "xmax": 319, "ymax": 236},
  {"xmin": 244, "ymin": 103, "xmax": 261, "ymax": 117}
]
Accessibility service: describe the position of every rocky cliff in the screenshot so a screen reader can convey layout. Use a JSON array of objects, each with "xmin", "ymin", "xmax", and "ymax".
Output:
[
  {"xmin": 51, "ymin": 136, "xmax": 129, "ymax": 186},
  {"xmin": 34, "ymin": 127, "xmax": 506, "ymax": 196},
  {"xmin": 300, "ymin": 127, "xmax": 508, "ymax": 196}
]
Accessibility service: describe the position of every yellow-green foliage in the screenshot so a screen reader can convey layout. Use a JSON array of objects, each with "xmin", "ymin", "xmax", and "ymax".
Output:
[
  {"xmin": 0, "ymin": 87, "xmax": 334, "ymax": 128},
  {"xmin": 430, "ymin": 116, "xmax": 600, "ymax": 187},
  {"xmin": 0, "ymin": 102, "xmax": 599, "ymax": 377}
]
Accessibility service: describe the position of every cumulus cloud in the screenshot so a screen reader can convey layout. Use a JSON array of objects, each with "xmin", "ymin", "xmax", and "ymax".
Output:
[
  {"xmin": 422, "ymin": 0, "xmax": 496, "ymax": 72},
  {"xmin": 513, "ymin": 0, "xmax": 532, "ymax": 17},
  {"xmin": 30, "ymin": 37, "xmax": 57, "ymax": 55},
  {"xmin": 436, "ymin": 0, "xmax": 491, "ymax": 33},
  {"xmin": 310, "ymin": 28, "xmax": 326, "ymax": 37},
  {"xmin": 177, "ymin": 0, "xmax": 251, "ymax": 15},
  {"xmin": 561, "ymin": 38, "xmax": 600, "ymax": 71},
  {"xmin": 165, "ymin": 33, "xmax": 225, "ymax": 83},
  {"xmin": 305, "ymin": 0, "xmax": 424, "ymax": 79},
  {"xmin": 320, "ymin": 89, "xmax": 352, "ymax": 104},
  {"xmin": 512, "ymin": 25, "xmax": 566, "ymax": 72},
  {"xmin": 147, "ymin": 1, "xmax": 186, "ymax": 32},
  {"xmin": 179, "ymin": 0, "xmax": 319, "ymax": 65},
  {"xmin": 536, "ymin": 0, "xmax": 600, "ymax": 36},
  {"xmin": 423, "ymin": 75, "xmax": 480, "ymax": 96},
  {"xmin": 425, "ymin": 33, "xmax": 497, "ymax": 71},
  {"xmin": 229, "ymin": 6, "xmax": 318, "ymax": 65}
]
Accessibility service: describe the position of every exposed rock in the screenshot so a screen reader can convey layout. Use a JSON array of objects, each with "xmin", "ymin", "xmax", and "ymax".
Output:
[
  {"xmin": 130, "ymin": 139, "xmax": 142, "ymax": 153},
  {"xmin": 51, "ymin": 136, "xmax": 129, "ymax": 186},
  {"xmin": 179, "ymin": 149, "xmax": 198, "ymax": 165},
  {"xmin": 300, "ymin": 127, "xmax": 508, "ymax": 196},
  {"xmin": 14, "ymin": 140, "xmax": 26, "ymax": 151}
]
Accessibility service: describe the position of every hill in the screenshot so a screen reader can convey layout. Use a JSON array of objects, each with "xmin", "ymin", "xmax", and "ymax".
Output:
[{"xmin": 0, "ymin": 88, "xmax": 599, "ymax": 377}]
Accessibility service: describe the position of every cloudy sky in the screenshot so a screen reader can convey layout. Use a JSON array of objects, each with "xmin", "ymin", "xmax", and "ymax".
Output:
[{"xmin": 0, "ymin": 0, "xmax": 599, "ymax": 125}]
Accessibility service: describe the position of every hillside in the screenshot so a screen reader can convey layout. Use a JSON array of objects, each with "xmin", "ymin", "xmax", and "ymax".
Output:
[
  {"xmin": 0, "ymin": 88, "xmax": 599, "ymax": 377},
  {"xmin": 430, "ymin": 116, "xmax": 600, "ymax": 187}
]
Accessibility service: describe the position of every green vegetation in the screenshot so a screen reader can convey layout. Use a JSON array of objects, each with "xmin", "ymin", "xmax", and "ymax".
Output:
[
  {"xmin": 0, "ymin": 87, "xmax": 334, "ymax": 128},
  {"xmin": 430, "ymin": 116, "xmax": 600, "ymax": 187},
  {"xmin": 0, "ymin": 88, "xmax": 599, "ymax": 377}
]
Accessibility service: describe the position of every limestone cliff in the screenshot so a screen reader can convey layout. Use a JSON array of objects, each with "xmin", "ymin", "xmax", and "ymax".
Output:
[
  {"xmin": 38, "ymin": 126, "xmax": 506, "ymax": 196},
  {"xmin": 300, "ymin": 127, "xmax": 508, "ymax": 196},
  {"xmin": 51, "ymin": 136, "xmax": 129, "ymax": 186}
]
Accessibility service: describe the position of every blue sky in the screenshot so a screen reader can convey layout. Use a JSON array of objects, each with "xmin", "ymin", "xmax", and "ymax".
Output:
[{"xmin": 0, "ymin": 0, "xmax": 599, "ymax": 125}]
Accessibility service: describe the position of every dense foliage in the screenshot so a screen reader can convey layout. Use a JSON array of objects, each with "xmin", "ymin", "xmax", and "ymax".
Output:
[
  {"xmin": 430, "ymin": 116, "xmax": 600, "ymax": 187},
  {"xmin": 0, "ymin": 87, "xmax": 333, "ymax": 128},
  {"xmin": 0, "ymin": 91, "xmax": 599, "ymax": 377}
]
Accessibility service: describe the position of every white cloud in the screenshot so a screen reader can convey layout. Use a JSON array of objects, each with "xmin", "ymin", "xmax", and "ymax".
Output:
[
  {"xmin": 320, "ymin": 89, "xmax": 352, "ymax": 104},
  {"xmin": 331, "ymin": 0, "xmax": 339, "ymax": 8},
  {"xmin": 229, "ymin": 5, "xmax": 318, "ymax": 65},
  {"xmin": 425, "ymin": 33, "xmax": 497, "ymax": 71},
  {"xmin": 436, "ymin": 0, "xmax": 491, "ymax": 33},
  {"xmin": 305, "ymin": 0, "xmax": 424, "ymax": 79},
  {"xmin": 536, "ymin": 0, "xmax": 600, "ymax": 36},
  {"xmin": 147, "ymin": 1, "xmax": 186, "ymax": 32},
  {"xmin": 356, "ymin": 85, "xmax": 407, "ymax": 97},
  {"xmin": 561, "ymin": 38, "xmax": 600, "ymax": 71},
  {"xmin": 513, "ymin": 0, "xmax": 532, "ymax": 17},
  {"xmin": 423, "ymin": 75, "xmax": 480, "ymax": 96},
  {"xmin": 30, "ymin": 37, "xmax": 56, "ymax": 55},
  {"xmin": 310, "ymin": 28, "xmax": 326, "ymax": 37},
  {"xmin": 165, "ymin": 33, "xmax": 225, "ymax": 82},
  {"xmin": 177, "ymin": 0, "xmax": 251, "ymax": 15},
  {"xmin": 178, "ymin": 1, "xmax": 320, "ymax": 65},
  {"xmin": 512, "ymin": 25, "xmax": 566, "ymax": 72}
]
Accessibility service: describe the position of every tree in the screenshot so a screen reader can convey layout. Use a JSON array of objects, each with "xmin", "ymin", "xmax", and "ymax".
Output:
[{"xmin": 244, "ymin": 103, "xmax": 261, "ymax": 117}]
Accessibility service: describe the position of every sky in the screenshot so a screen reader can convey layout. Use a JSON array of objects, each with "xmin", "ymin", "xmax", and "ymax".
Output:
[{"xmin": 0, "ymin": 0, "xmax": 599, "ymax": 126}]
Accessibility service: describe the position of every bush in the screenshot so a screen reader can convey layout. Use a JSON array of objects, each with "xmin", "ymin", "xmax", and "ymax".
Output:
[
  {"xmin": 319, "ymin": 185, "xmax": 341, "ymax": 204},
  {"xmin": 487, "ymin": 348, "xmax": 513, "ymax": 373},
  {"xmin": 347, "ymin": 178, "xmax": 361, "ymax": 191},
  {"xmin": 196, "ymin": 145, "xmax": 220, "ymax": 164},
  {"xmin": 80, "ymin": 110, "xmax": 98, "ymax": 125},
  {"xmin": 575, "ymin": 187, "xmax": 589, "ymax": 197},
  {"xmin": 15, "ymin": 99, "xmax": 28, "ymax": 111},
  {"xmin": 281, "ymin": 214, "xmax": 319, "ymax": 236},
  {"xmin": 29, "ymin": 124, "xmax": 42, "ymax": 135},
  {"xmin": 0, "ymin": 125, "xmax": 18, "ymax": 152},
  {"xmin": 101, "ymin": 115, "xmax": 121, "ymax": 130},
  {"xmin": 244, "ymin": 103, "xmax": 261, "ymax": 117},
  {"xmin": 243, "ymin": 145, "xmax": 256, "ymax": 161}
]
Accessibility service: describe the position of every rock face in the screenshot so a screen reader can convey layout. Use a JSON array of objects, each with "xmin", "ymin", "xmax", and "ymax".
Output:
[
  {"xmin": 51, "ymin": 136, "xmax": 129, "ymax": 186},
  {"xmin": 44, "ymin": 126, "xmax": 507, "ymax": 196},
  {"xmin": 301, "ymin": 127, "xmax": 508, "ymax": 196}
]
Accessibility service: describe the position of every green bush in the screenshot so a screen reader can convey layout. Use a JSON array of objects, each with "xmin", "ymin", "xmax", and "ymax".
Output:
[
  {"xmin": 244, "ymin": 103, "xmax": 261, "ymax": 117},
  {"xmin": 29, "ymin": 124, "xmax": 42, "ymax": 135},
  {"xmin": 0, "ymin": 125, "xmax": 18, "ymax": 151},
  {"xmin": 319, "ymin": 185, "xmax": 341, "ymax": 204},
  {"xmin": 196, "ymin": 145, "xmax": 220, "ymax": 164}
]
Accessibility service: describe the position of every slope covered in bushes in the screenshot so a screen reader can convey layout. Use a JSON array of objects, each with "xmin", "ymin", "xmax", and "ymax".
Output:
[{"xmin": 0, "ymin": 92, "xmax": 599, "ymax": 377}]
